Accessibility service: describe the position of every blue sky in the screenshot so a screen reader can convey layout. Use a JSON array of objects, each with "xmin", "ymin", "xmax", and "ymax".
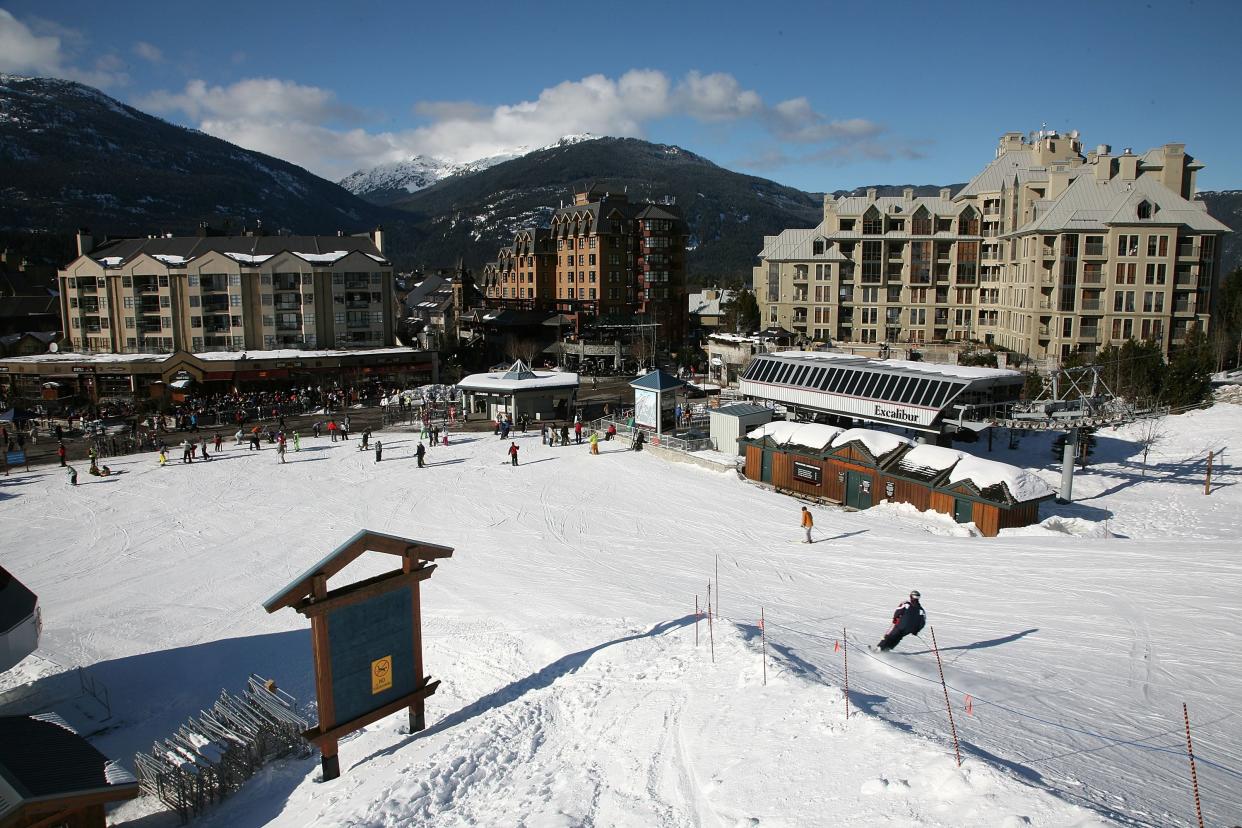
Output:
[{"xmin": 2, "ymin": 0, "xmax": 1239, "ymax": 191}]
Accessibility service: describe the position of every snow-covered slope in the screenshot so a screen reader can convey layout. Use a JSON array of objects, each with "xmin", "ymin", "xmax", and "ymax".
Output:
[
  {"xmin": 339, "ymin": 134, "xmax": 599, "ymax": 201},
  {"xmin": 2, "ymin": 403, "xmax": 1240, "ymax": 826}
]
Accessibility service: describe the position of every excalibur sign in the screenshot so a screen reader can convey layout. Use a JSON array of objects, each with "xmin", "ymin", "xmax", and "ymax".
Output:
[{"xmin": 263, "ymin": 530, "xmax": 454, "ymax": 780}]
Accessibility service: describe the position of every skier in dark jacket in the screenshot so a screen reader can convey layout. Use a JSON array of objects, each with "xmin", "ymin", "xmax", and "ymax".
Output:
[
  {"xmin": 416, "ymin": 442, "xmax": 426, "ymax": 467},
  {"xmin": 877, "ymin": 591, "xmax": 925, "ymax": 651}
]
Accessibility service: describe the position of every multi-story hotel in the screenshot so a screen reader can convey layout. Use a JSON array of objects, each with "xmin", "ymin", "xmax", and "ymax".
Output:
[
  {"xmin": 58, "ymin": 227, "xmax": 394, "ymax": 353},
  {"xmin": 481, "ymin": 186, "xmax": 689, "ymax": 344},
  {"xmin": 754, "ymin": 131, "xmax": 1230, "ymax": 365}
]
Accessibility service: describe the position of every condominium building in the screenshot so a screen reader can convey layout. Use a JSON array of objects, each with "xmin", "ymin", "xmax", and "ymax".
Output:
[
  {"xmin": 481, "ymin": 186, "xmax": 689, "ymax": 344},
  {"xmin": 58, "ymin": 228, "xmax": 394, "ymax": 353},
  {"xmin": 754, "ymin": 131, "xmax": 1230, "ymax": 365}
]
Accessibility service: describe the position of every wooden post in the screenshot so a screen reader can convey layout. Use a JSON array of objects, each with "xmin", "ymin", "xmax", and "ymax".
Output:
[
  {"xmin": 760, "ymin": 607, "xmax": 766, "ymax": 686},
  {"xmin": 1183, "ymin": 703, "xmax": 1205, "ymax": 828},
  {"xmin": 930, "ymin": 627, "xmax": 962, "ymax": 767},
  {"xmin": 842, "ymin": 627, "xmax": 849, "ymax": 720},
  {"xmin": 407, "ymin": 553, "xmax": 432, "ymax": 734},
  {"xmin": 1205, "ymin": 451, "xmax": 1213, "ymax": 495},
  {"xmin": 309, "ymin": 573, "xmax": 339, "ymax": 781}
]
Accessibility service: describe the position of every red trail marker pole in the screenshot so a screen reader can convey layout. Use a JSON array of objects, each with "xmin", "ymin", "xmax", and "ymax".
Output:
[
  {"xmin": 842, "ymin": 626, "xmax": 849, "ymax": 720},
  {"xmin": 930, "ymin": 627, "xmax": 962, "ymax": 767},
  {"xmin": 1183, "ymin": 702, "xmax": 1205, "ymax": 828}
]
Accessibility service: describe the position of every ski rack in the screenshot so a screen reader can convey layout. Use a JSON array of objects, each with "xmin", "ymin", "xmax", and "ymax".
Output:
[{"xmin": 133, "ymin": 674, "xmax": 311, "ymax": 824}]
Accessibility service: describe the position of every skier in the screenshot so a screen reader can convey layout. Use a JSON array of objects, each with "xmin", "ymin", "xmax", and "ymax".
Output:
[
  {"xmin": 361, "ymin": 429, "xmax": 371, "ymax": 450},
  {"xmin": 631, "ymin": 430, "xmax": 645, "ymax": 452},
  {"xmin": 374, "ymin": 440, "xmax": 383, "ymax": 462},
  {"xmin": 589, "ymin": 431, "xmax": 599, "ymax": 455},
  {"xmin": 416, "ymin": 441, "xmax": 426, "ymax": 468},
  {"xmin": 328, "ymin": 419, "xmax": 338, "ymax": 442},
  {"xmin": 877, "ymin": 591, "xmax": 926, "ymax": 652},
  {"xmin": 560, "ymin": 423, "xmax": 570, "ymax": 446},
  {"xmin": 313, "ymin": 420, "xmax": 322, "ymax": 439},
  {"xmin": 66, "ymin": 465, "xmax": 78, "ymax": 486},
  {"xmin": 574, "ymin": 421, "xmax": 583, "ymax": 444},
  {"xmin": 214, "ymin": 433, "xmax": 223, "ymax": 452},
  {"xmin": 199, "ymin": 436, "xmax": 210, "ymax": 460},
  {"xmin": 235, "ymin": 427, "xmax": 244, "ymax": 446},
  {"xmin": 293, "ymin": 431, "xmax": 301, "ymax": 452},
  {"xmin": 181, "ymin": 440, "xmax": 193, "ymax": 464},
  {"xmin": 278, "ymin": 439, "xmax": 287, "ymax": 463},
  {"xmin": 158, "ymin": 447, "xmax": 168, "ymax": 466},
  {"xmin": 57, "ymin": 441, "xmax": 67, "ymax": 466},
  {"xmin": 801, "ymin": 506, "xmax": 814, "ymax": 544},
  {"xmin": 508, "ymin": 441, "xmax": 519, "ymax": 466}
]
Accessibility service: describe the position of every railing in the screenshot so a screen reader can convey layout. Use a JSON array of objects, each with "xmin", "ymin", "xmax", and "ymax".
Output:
[{"xmin": 1084, "ymin": 244, "xmax": 1106, "ymax": 256}]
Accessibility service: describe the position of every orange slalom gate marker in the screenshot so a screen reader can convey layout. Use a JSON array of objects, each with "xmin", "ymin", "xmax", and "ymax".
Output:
[{"xmin": 965, "ymin": 695, "xmax": 974, "ymax": 716}]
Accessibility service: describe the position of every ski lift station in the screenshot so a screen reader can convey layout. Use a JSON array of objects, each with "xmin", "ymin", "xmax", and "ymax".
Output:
[{"xmin": 737, "ymin": 351, "xmax": 1025, "ymax": 439}]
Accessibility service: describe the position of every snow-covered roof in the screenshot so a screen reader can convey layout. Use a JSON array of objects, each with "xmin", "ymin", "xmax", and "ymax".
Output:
[
  {"xmin": 458, "ymin": 367, "xmax": 579, "ymax": 392},
  {"xmin": 152, "ymin": 254, "xmax": 189, "ymax": 265},
  {"xmin": 745, "ymin": 421, "xmax": 843, "ymax": 451},
  {"xmin": 947, "ymin": 456, "xmax": 1056, "ymax": 503},
  {"xmin": 896, "ymin": 444, "xmax": 967, "ymax": 474},
  {"xmin": 831, "ymin": 428, "xmax": 914, "ymax": 458},
  {"xmin": 224, "ymin": 253, "xmax": 274, "ymax": 264}
]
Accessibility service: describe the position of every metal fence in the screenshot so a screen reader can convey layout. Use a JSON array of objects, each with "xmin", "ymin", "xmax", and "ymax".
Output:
[{"xmin": 134, "ymin": 674, "xmax": 310, "ymax": 824}]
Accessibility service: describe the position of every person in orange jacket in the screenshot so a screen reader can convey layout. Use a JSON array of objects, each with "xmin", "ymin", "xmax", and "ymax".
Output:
[{"xmin": 801, "ymin": 506, "xmax": 814, "ymax": 543}]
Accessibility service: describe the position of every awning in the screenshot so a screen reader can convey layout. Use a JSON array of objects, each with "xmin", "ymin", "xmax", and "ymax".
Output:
[{"xmin": 169, "ymin": 379, "xmax": 192, "ymax": 389}]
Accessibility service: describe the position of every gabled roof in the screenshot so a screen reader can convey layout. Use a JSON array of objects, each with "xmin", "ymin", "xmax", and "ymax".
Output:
[
  {"xmin": 955, "ymin": 148, "xmax": 1045, "ymax": 199},
  {"xmin": 0, "ymin": 714, "xmax": 139, "ymax": 823},
  {"xmin": 630, "ymin": 368, "xmax": 686, "ymax": 392},
  {"xmin": 756, "ymin": 228, "xmax": 850, "ymax": 261},
  {"xmin": 87, "ymin": 234, "xmax": 388, "ymax": 267},
  {"xmin": 263, "ymin": 529, "xmax": 454, "ymax": 614},
  {"xmin": 1013, "ymin": 172, "xmax": 1229, "ymax": 234}
]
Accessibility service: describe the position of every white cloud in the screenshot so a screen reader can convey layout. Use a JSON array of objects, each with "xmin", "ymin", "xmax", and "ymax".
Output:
[
  {"xmin": 0, "ymin": 8, "xmax": 64, "ymax": 75},
  {"xmin": 133, "ymin": 41, "xmax": 163, "ymax": 63},
  {"xmin": 0, "ymin": 9, "xmax": 127, "ymax": 87},
  {"xmin": 144, "ymin": 69, "xmax": 891, "ymax": 180}
]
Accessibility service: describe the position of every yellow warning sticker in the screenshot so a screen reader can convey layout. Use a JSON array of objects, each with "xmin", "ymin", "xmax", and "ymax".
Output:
[{"xmin": 371, "ymin": 655, "xmax": 393, "ymax": 694}]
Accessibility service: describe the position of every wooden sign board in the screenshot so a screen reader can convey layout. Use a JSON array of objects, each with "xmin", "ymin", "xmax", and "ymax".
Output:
[{"xmin": 263, "ymin": 529, "xmax": 454, "ymax": 781}]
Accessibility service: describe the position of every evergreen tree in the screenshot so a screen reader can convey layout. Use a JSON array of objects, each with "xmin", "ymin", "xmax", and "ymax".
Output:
[
  {"xmin": 1163, "ymin": 323, "xmax": 1214, "ymax": 409},
  {"xmin": 721, "ymin": 288, "xmax": 760, "ymax": 334},
  {"xmin": 1215, "ymin": 267, "xmax": 1242, "ymax": 369}
]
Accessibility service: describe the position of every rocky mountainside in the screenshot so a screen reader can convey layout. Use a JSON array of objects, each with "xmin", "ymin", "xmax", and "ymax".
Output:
[
  {"xmin": 339, "ymin": 134, "xmax": 600, "ymax": 206},
  {"xmin": 0, "ymin": 74, "xmax": 405, "ymax": 246},
  {"xmin": 1200, "ymin": 190, "xmax": 1242, "ymax": 276}
]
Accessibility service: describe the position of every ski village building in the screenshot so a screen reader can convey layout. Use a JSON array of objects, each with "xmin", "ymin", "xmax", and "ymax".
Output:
[
  {"xmin": 724, "ymin": 349, "xmax": 1056, "ymax": 535},
  {"xmin": 754, "ymin": 131, "xmax": 1230, "ymax": 367},
  {"xmin": 480, "ymin": 186, "xmax": 689, "ymax": 346},
  {"xmin": 0, "ymin": 228, "xmax": 439, "ymax": 405}
]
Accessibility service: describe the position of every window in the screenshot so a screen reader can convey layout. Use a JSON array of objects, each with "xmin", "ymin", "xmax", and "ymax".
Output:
[
  {"xmin": 1145, "ymin": 263, "xmax": 1166, "ymax": 284},
  {"xmin": 1115, "ymin": 263, "xmax": 1137, "ymax": 284},
  {"xmin": 1137, "ymin": 201, "xmax": 1152, "ymax": 220},
  {"xmin": 1117, "ymin": 234, "xmax": 1139, "ymax": 257},
  {"xmin": 229, "ymin": 273, "xmax": 241, "ymax": 286},
  {"xmin": 122, "ymin": 275, "xmax": 131, "ymax": 287},
  {"xmin": 1143, "ymin": 291, "xmax": 1165, "ymax": 313},
  {"xmin": 262, "ymin": 294, "xmax": 273, "ymax": 305},
  {"xmin": 230, "ymin": 294, "xmax": 241, "ymax": 306},
  {"xmin": 1113, "ymin": 291, "xmax": 1135, "ymax": 313},
  {"xmin": 1062, "ymin": 318, "xmax": 1073, "ymax": 337},
  {"xmin": 260, "ymin": 273, "xmax": 272, "ymax": 285},
  {"xmin": 189, "ymin": 296, "xmax": 199, "ymax": 307},
  {"xmin": 158, "ymin": 275, "xmax": 169, "ymax": 287},
  {"xmin": 1147, "ymin": 235, "xmax": 1168, "ymax": 257},
  {"xmin": 161, "ymin": 316, "xmax": 171, "ymax": 328},
  {"xmin": 160, "ymin": 295, "xmax": 170, "ymax": 308},
  {"xmin": 191, "ymin": 316, "xmax": 202, "ymax": 328},
  {"xmin": 589, "ymin": 288, "xmax": 596, "ymax": 299}
]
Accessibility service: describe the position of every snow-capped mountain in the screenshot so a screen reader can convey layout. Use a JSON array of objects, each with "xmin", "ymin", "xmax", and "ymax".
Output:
[{"xmin": 339, "ymin": 134, "xmax": 600, "ymax": 204}]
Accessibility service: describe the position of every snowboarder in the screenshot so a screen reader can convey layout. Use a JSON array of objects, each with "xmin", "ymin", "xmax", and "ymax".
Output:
[
  {"xmin": 589, "ymin": 431, "xmax": 599, "ymax": 455},
  {"xmin": 877, "ymin": 591, "xmax": 926, "ymax": 652},
  {"xmin": 801, "ymin": 506, "xmax": 814, "ymax": 544},
  {"xmin": 416, "ymin": 441, "xmax": 426, "ymax": 468},
  {"xmin": 508, "ymin": 441, "xmax": 519, "ymax": 466},
  {"xmin": 374, "ymin": 440, "xmax": 383, "ymax": 462}
]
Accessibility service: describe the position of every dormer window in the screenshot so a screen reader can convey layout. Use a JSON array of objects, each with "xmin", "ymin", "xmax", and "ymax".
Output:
[
  {"xmin": 1137, "ymin": 200, "xmax": 1153, "ymax": 220},
  {"xmin": 812, "ymin": 239, "xmax": 825, "ymax": 255}
]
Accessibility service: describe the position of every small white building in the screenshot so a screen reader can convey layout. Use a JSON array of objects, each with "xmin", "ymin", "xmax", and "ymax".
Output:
[
  {"xmin": 457, "ymin": 360, "xmax": 579, "ymax": 422},
  {"xmin": 708, "ymin": 403, "xmax": 773, "ymax": 455}
]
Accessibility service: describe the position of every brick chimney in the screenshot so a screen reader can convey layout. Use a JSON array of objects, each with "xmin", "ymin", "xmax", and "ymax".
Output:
[{"xmin": 75, "ymin": 228, "xmax": 94, "ymax": 257}]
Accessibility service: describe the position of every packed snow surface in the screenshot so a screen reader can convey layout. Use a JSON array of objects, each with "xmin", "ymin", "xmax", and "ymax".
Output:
[{"xmin": 2, "ymin": 405, "xmax": 1241, "ymax": 826}]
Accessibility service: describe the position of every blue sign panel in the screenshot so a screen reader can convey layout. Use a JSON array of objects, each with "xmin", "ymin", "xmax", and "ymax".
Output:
[
  {"xmin": 5, "ymin": 451, "xmax": 25, "ymax": 467},
  {"xmin": 326, "ymin": 586, "xmax": 417, "ymax": 725}
]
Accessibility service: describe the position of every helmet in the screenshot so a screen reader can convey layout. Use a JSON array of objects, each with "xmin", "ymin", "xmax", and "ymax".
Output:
[{"xmin": 909, "ymin": 590, "xmax": 921, "ymax": 599}]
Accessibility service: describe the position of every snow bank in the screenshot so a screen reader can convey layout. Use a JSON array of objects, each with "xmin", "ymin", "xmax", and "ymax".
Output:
[
  {"xmin": 999, "ymin": 516, "xmax": 1117, "ymax": 538},
  {"xmin": 832, "ymin": 427, "xmax": 915, "ymax": 458},
  {"xmin": 948, "ymin": 455, "xmax": 1056, "ymax": 502}
]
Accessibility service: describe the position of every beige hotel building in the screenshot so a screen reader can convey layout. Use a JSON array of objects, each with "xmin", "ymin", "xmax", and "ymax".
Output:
[
  {"xmin": 754, "ymin": 131, "xmax": 1230, "ymax": 365},
  {"xmin": 58, "ymin": 228, "xmax": 394, "ymax": 354}
]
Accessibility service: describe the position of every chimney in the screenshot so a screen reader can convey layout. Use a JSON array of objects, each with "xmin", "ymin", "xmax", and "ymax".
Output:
[
  {"xmin": 1118, "ymin": 148, "xmax": 1138, "ymax": 181},
  {"xmin": 75, "ymin": 228, "xmax": 94, "ymax": 257},
  {"xmin": 902, "ymin": 187, "xmax": 913, "ymax": 201},
  {"xmin": 939, "ymin": 188, "xmax": 951, "ymax": 200},
  {"xmin": 866, "ymin": 188, "xmax": 877, "ymax": 202},
  {"xmin": 371, "ymin": 225, "xmax": 385, "ymax": 255},
  {"xmin": 1094, "ymin": 149, "xmax": 1113, "ymax": 181},
  {"xmin": 1160, "ymin": 143, "xmax": 1186, "ymax": 197},
  {"xmin": 823, "ymin": 194, "xmax": 837, "ymax": 224}
]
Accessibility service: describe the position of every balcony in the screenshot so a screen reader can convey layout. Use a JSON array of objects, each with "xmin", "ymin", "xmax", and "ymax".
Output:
[
  {"xmin": 344, "ymin": 278, "xmax": 370, "ymax": 291},
  {"xmin": 137, "ymin": 323, "xmax": 161, "ymax": 334},
  {"xmin": 138, "ymin": 301, "xmax": 161, "ymax": 315},
  {"xmin": 1177, "ymin": 243, "xmax": 1197, "ymax": 259},
  {"xmin": 276, "ymin": 321, "xmax": 302, "ymax": 332},
  {"xmin": 1084, "ymin": 243, "xmax": 1106, "ymax": 257},
  {"xmin": 134, "ymin": 280, "xmax": 159, "ymax": 294},
  {"xmin": 1081, "ymin": 299, "xmax": 1102, "ymax": 312},
  {"xmin": 346, "ymin": 316, "xmax": 372, "ymax": 329},
  {"xmin": 199, "ymin": 278, "xmax": 228, "ymax": 292},
  {"xmin": 274, "ymin": 299, "xmax": 302, "ymax": 311},
  {"xmin": 274, "ymin": 276, "xmax": 301, "ymax": 291}
]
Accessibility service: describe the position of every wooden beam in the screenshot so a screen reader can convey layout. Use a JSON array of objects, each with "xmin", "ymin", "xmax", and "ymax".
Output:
[
  {"xmin": 296, "ymin": 565, "xmax": 436, "ymax": 618},
  {"xmin": 303, "ymin": 680, "xmax": 440, "ymax": 748}
]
